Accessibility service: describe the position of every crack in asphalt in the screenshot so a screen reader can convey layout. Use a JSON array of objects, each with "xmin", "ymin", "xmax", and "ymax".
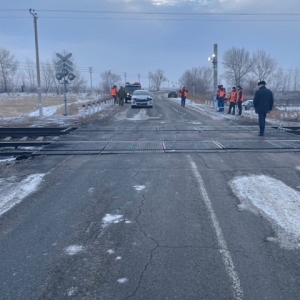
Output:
[{"xmin": 122, "ymin": 170, "xmax": 159, "ymax": 300}]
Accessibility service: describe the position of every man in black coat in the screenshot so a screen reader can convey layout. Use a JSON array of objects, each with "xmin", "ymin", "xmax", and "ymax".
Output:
[{"xmin": 253, "ymin": 80, "xmax": 274, "ymax": 136}]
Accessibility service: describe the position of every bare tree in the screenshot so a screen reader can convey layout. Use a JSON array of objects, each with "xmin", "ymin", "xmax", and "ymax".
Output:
[
  {"xmin": 268, "ymin": 69, "xmax": 292, "ymax": 95},
  {"xmin": 0, "ymin": 47, "xmax": 19, "ymax": 93},
  {"xmin": 100, "ymin": 70, "xmax": 121, "ymax": 93},
  {"xmin": 148, "ymin": 69, "xmax": 167, "ymax": 91},
  {"xmin": 222, "ymin": 47, "xmax": 253, "ymax": 86},
  {"xmin": 179, "ymin": 67, "xmax": 212, "ymax": 96},
  {"xmin": 69, "ymin": 68, "xmax": 86, "ymax": 94},
  {"xmin": 25, "ymin": 58, "xmax": 37, "ymax": 92},
  {"xmin": 251, "ymin": 50, "xmax": 277, "ymax": 82},
  {"xmin": 41, "ymin": 61, "xmax": 55, "ymax": 94},
  {"xmin": 291, "ymin": 68, "xmax": 300, "ymax": 91}
]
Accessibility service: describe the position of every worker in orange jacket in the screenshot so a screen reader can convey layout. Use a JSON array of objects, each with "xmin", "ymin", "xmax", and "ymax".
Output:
[
  {"xmin": 217, "ymin": 84, "xmax": 226, "ymax": 112},
  {"xmin": 111, "ymin": 85, "xmax": 118, "ymax": 104},
  {"xmin": 236, "ymin": 85, "xmax": 244, "ymax": 115},
  {"xmin": 180, "ymin": 86, "xmax": 188, "ymax": 107},
  {"xmin": 227, "ymin": 87, "xmax": 237, "ymax": 115}
]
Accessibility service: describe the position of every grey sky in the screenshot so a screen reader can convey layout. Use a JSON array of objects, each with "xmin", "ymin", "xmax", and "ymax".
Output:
[{"xmin": 1, "ymin": 0, "xmax": 300, "ymax": 88}]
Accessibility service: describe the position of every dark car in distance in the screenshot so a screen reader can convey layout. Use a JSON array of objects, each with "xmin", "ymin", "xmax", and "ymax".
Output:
[
  {"xmin": 124, "ymin": 82, "xmax": 142, "ymax": 103},
  {"xmin": 168, "ymin": 91, "xmax": 178, "ymax": 98}
]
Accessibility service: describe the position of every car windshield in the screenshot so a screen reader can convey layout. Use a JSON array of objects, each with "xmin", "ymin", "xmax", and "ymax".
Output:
[
  {"xmin": 133, "ymin": 90, "xmax": 150, "ymax": 96},
  {"xmin": 125, "ymin": 86, "xmax": 141, "ymax": 93}
]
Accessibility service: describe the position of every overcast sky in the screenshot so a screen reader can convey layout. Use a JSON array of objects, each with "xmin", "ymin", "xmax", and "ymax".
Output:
[{"xmin": 1, "ymin": 0, "xmax": 300, "ymax": 89}]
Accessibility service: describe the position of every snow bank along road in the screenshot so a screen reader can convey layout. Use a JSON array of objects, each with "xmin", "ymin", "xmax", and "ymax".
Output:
[{"xmin": 1, "ymin": 94, "xmax": 300, "ymax": 300}]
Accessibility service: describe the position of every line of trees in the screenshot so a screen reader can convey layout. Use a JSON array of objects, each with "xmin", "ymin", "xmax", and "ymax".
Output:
[
  {"xmin": 1, "ymin": 45, "xmax": 300, "ymax": 98},
  {"xmin": 0, "ymin": 47, "xmax": 87, "ymax": 94},
  {"xmin": 179, "ymin": 47, "xmax": 300, "ymax": 99}
]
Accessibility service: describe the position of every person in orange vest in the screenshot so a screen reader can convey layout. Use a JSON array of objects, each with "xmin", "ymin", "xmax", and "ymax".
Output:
[
  {"xmin": 236, "ymin": 86, "xmax": 244, "ymax": 115},
  {"xmin": 180, "ymin": 86, "xmax": 188, "ymax": 107},
  {"xmin": 111, "ymin": 85, "xmax": 118, "ymax": 104},
  {"xmin": 217, "ymin": 84, "xmax": 226, "ymax": 112},
  {"xmin": 227, "ymin": 87, "xmax": 237, "ymax": 115}
]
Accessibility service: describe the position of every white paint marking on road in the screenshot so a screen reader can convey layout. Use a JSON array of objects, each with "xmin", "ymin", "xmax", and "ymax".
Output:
[
  {"xmin": 188, "ymin": 156, "xmax": 243, "ymax": 300},
  {"xmin": 117, "ymin": 278, "xmax": 128, "ymax": 284},
  {"xmin": 230, "ymin": 174, "xmax": 300, "ymax": 249},
  {"xmin": 134, "ymin": 185, "xmax": 145, "ymax": 191},
  {"xmin": 0, "ymin": 174, "xmax": 45, "ymax": 216},
  {"xmin": 171, "ymin": 106, "xmax": 179, "ymax": 113},
  {"xmin": 102, "ymin": 214, "xmax": 123, "ymax": 228},
  {"xmin": 65, "ymin": 245, "xmax": 84, "ymax": 255}
]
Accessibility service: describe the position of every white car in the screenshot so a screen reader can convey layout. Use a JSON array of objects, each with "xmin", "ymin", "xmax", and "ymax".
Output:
[{"xmin": 131, "ymin": 90, "xmax": 153, "ymax": 108}]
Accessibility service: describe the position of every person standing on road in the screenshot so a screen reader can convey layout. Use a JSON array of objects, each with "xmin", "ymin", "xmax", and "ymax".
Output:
[
  {"xmin": 253, "ymin": 80, "xmax": 274, "ymax": 136},
  {"xmin": 117, "ymin": 85, "xmax": 126, "ymax": 106},
  {"xmin": 111, "ymin": 85, "xmax": 118, "ymax": 104},
  {"xmin": 236, "ymin": 86, "xmax": 244, "ymax": 116},
  {"xmin": 217, "ymin": 84, "xmax": 226, "ymax": 112},
  {"xmin": 180, "ymin": 86, "xmax": 188, "ymax": 107},
  {"xmin": 227, "ymin": 87, "xmax": 237, "ymax": 115}
]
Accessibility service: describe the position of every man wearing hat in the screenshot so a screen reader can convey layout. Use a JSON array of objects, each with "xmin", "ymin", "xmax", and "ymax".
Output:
[{"xmin": 253, "ymin": 80, "xmax": 274, "ymax": 136}]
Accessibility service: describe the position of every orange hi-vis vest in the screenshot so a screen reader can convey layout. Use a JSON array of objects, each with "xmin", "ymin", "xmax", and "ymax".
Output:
[
  {"xmin": 182, "ymin": 89, "xmax": 188, "ymax": 97},
  {"xmin": 219, "ymin": 89, "xmax": 226, "ymax": 98},
  {"xmin": 111, "ymin": 87, "xmax": 117, "ymax": 96},
  {"xmin": 229, "ymin": 91, "xmax": 237, "ymax": 103},
  {"xmin": 237, "ymin": 90, "xmax": 244, "ymax": 102}
]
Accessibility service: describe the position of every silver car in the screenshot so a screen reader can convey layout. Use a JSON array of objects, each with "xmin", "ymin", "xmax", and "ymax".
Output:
[
  {"xmin": 242, "ymin": 100, "xmax": 254, "ymax": 110},
  {"xmin": 131, "ymin": 90, "xmax": 153, "ymax": 108}
]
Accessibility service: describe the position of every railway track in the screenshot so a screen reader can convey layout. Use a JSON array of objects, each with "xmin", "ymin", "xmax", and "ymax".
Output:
[{"xmin": 0, "ymin": 127, "xmax": 77, "ymax": 157}]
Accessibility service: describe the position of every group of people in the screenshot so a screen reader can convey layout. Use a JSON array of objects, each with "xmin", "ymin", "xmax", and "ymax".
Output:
[
  {"xmin": 179, "ymin": 81, "xmax": 273, "ymax": 136},
  {"xmin": 216, "ymin": 85, "xmax": 244, "ymax": 115},
  {"xmin": 110, "ymin": 85, "xmax": 126, "ymax": 106},
  {"xmin": 217, "ymin": 81, "xmax": 273, "ymax": 136}
]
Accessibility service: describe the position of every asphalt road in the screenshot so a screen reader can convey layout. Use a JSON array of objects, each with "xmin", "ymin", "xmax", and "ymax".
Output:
[{"xmin": 1, "ymin": 94, "xmax": 300, "ymax": 300}]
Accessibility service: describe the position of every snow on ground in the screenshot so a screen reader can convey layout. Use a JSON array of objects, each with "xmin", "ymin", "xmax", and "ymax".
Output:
[
  {"xmin": 0, "ymin": 173, "xmax": 45, "ymax": 216},
  {"xmin": 230, "ymin": 175, "xmax": 300, "ymax": 249},
  {"xmin": 64, "ymin": 245, "xmax": 85, "ymax": 255},
  {"xmin": 102, "ymin": 214, "xmax": 123, "ymax": 228}
]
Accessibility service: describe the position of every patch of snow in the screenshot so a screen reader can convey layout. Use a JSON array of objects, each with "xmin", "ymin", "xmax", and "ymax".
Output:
[
  {"xmin": 107, "ymin": 249, "xmax": 115, "ymax": 255},
  {"xmin": 0, "ymin": 157, "xmax": 15, "ymax": 163},
  {"xmin": 117, "ymin": 278, "xmax": 128, "ymax": 284},
  {"xmin": 65, "ymin": 245, "xmax": 85, "ymax": 255},
  {"xmin": 134, "ymin": 185, "xmax": 145, "ymax": 191},
  {"xmin": 102, "ymin": 214, "xmax": 123, "ymax": 228},
  {"xmin": 230, "ymin": 174, "xmax": 300, "ymax": 249},
  {"xmin": 67, "ymin": 287, "xmax": 78, "ymax": 296},
  {"xmin": 0, "ymin": 174, "xmax": 45, "ymax": 216}
]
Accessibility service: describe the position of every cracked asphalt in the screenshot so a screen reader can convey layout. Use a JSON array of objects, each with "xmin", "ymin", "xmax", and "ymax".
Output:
[{"xmin": 1, "ymin": 94, "xmax": 300, "ymax": 300}]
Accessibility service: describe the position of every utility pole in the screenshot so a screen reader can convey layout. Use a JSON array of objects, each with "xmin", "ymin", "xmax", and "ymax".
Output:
[
  {"xmin": 29, "ymin": 8, "xmax": 43, "ymax": 116},
  {"xmin": 138, "ymin": 74, "xmax": 140, "ymax": 83},
  {"xmin": 124, "ymin": 72, "xmax": 127, "ymax": 85},
  {"xmin": 208, "ymin": 43, "xmax": 218, "ymax": 109},
  {"xmin": 89, "ymin": 67, "xmax": 93, "ymax": 94}
]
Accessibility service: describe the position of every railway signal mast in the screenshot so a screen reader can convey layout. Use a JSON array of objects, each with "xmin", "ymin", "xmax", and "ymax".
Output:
[{"xmin": 55, "ymin": 53, "xmax": 76, "ymax": 116}]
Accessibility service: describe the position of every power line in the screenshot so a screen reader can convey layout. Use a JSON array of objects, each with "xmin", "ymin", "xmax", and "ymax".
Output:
[{"xmin": 2, "ymin": 8, "xmax": 300, "ymax": 16}]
